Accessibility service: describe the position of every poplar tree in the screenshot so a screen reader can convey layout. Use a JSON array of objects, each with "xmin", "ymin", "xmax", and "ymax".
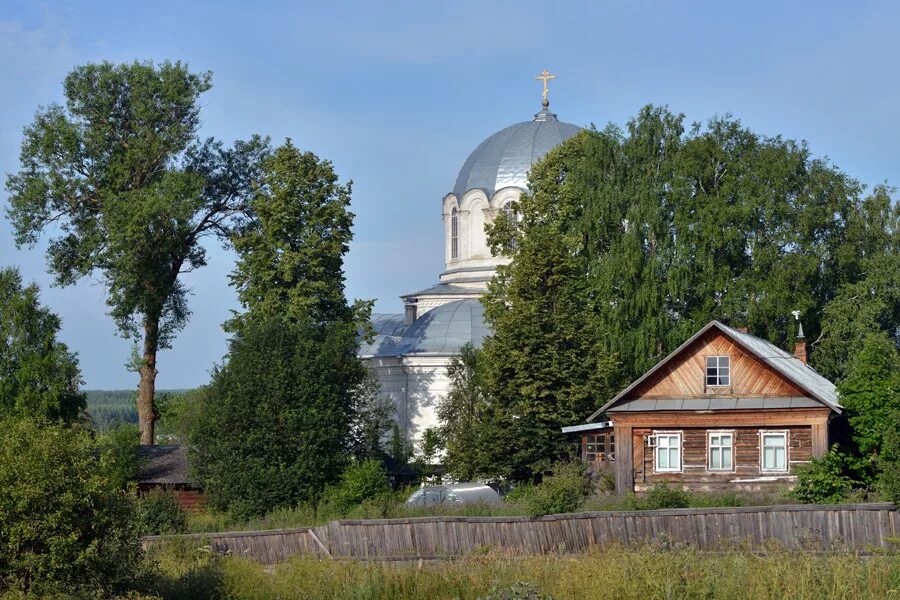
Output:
[
  {"xmin": 5, "ymin": 61, "xmax": 268, "ymax": 443},
  {"xmin": 190, "ymin": 141, "xmax": 371, "ymax": 515}
]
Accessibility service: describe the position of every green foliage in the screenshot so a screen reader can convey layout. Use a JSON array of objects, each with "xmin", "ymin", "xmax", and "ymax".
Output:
[
  {"xmin": 137, "ymin": 489, "xmax": 188, "ymax": 536},
  {"xmin": 191, "ymin": 139, "xmax": 369, "ymax": 518},
  {"xmin": 143, "ymin": 542, "xmax": 900, "ymax": 600},
  {"xmin": 348, "ymin": 371, "xmax": 396, "ymax": 461},
  {"xmin": 522, "ymin": 461, "xmax": 592, "ymax": 517},
  {"xmin": 478, "ymin": 582, "xmax": 553, "ymax": 600},
  {"xmin": 634, "ymin": 484, "xmax": 691, "ymax": 510},
  {"xmin": 190, "ymin": 316, "xmax": 365, "ymax": 518},
  {"xmin": 5, "ymin": 60, "xmax": 269, "ymax": 442},
  {"xmin": 227, "ymin": 139, "xmax": 369, "ymax": 331},
  {"xmin": 437, "ymin": 344, "xmax": 495, "ymax": 479},
  {"xmin": 85, "ymin": 389, "xmax": 139, "ymax": 430},
  {"xmin": 0, "ymin": 267, "xmax": 85, "ymax": 423},
  {"xmin": 320, "ymin": 459, "xmax": 391, "ymax": 513},
  {"xmin": 878, "ymin": 411, "xmax": 900, "ymax": 504},
  {"xmin": 792, "ymin": 446, "xmax": 858, "ymax": 504},
  {"xmin": 0, "ymin": 418, "xmax": 140, "ymax": 596},
  {"xmin": 836, "ymin": 332, "xmax": 900, "ymax": 456},
  {"xmin": 98, "ymin": 423, "xmax": 141, "ymax": 490},
  {"xmin": 476, "ymin": 105, "xmax": 896, "ymax": 482},
  {"xmin": 814, "ymin": 189, "xmax": 899, "ymax": 381}
]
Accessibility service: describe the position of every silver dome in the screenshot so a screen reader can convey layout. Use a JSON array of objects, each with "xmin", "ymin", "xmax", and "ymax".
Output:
[
  {"xmin": 359, "ymin": 299, "xmax": 489, "ymax": 358},
  {"xmin": 453, "ymin": 108, "xmax": 582, "ymax": 199}
]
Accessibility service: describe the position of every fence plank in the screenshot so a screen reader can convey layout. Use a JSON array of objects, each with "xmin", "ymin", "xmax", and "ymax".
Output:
[{"xmin": 141, "ymin": 503, "xmax": 899, "ymax": 564}]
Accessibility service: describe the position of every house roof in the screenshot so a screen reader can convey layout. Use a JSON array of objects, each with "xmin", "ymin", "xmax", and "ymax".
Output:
[
  {"xmin": 137, "ymin": 445, "xmax": 195, "ymax": 486},
  {"xmin": 587, "ymin": 320, "xmax": 840, "ymax": 421}
]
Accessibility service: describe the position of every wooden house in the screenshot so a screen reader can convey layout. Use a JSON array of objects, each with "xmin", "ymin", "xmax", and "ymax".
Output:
[
  {"xmin": 564, "ymin": 320, "xmax": 841, "ymax": 494},
  {"xmin": 137, "ymin": 445, "xmax": 206, "ymax": 511}
]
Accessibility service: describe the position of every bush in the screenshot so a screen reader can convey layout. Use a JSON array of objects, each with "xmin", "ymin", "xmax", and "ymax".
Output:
[
  {"xmin": 637, "ymin": 484, "xmax": 691, "ymax": 510},
  {"xmin": 0, "ymin": 417, "xmax": 140, "ymax": 596},
  {"xmin": 878, "ymin": 412, "xmax": 900, "ymax": 503},
  {"xmin": 524, "ymin": 461, "xmax": 592, "ymax": 517},
  {"xmin": 792, "ymin": 447, "xmax": 858, "ymax": 504},
  {"xmin": 98, "ymin": 422, "xmax": 141, "ymax": 490},
  {"xmin": 137, "ymin": 489, "xmax": 188, "ymax": 535},
  {"xmin": 320, "ymin": 459, "xmax": 391, "ymax": 513},
  {"xmin": 478, "ymin": 582, "xmax": 554, "ymax": 600}
]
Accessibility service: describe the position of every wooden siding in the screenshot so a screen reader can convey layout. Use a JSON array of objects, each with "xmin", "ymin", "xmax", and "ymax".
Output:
[
  {"xmin": 633, "ymin": 425, "xmax": 812, "ymax": 491},
  {"xmin": 630, "ymin": 330, "xmax": 805, "ymax": 399},
  {"xmin": 142, "ymin": 504, "xmax": 899, "ymax": 564}
]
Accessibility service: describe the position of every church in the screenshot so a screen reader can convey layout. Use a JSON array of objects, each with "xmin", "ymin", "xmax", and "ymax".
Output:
[{"xmin": 359, "ymin": 72, "xmax": 582, "ymax": 448}]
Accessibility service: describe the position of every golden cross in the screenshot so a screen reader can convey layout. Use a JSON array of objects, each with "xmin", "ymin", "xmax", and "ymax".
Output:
[{"xmin": 534, "ymin": 69, "xmax": 557, "ymax": 105}]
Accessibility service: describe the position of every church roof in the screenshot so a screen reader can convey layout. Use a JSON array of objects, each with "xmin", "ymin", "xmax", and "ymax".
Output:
[
  {"xmin": 400, "ymin": 282, "xmax": 482, "ymax": 300},
  {"xmin": 359, "ymin": 299, "xmax": 489, "ymax": 358},
  {"xmin": 452, "ymin": 108, "xmax": 582, "ymax": 199}
]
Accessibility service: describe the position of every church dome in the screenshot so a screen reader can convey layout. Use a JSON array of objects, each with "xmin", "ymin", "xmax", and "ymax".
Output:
[{"xmin": 452, "ymin": 108, "xmax": 582, "ymax": 199}]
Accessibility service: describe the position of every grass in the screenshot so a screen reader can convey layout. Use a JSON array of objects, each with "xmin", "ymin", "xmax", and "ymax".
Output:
[
  {"xmin": 184, "ymin": 488, "xmax": 795, "ymax": 534},
  {"xmin": 135, "ymin": 540, "xmax": 900, "ymax": 599}
]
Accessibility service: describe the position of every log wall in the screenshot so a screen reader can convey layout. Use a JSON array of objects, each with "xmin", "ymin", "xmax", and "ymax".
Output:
[{"xmin": 142, "ymin": 503, "xmax": 899, "ymax": 564}]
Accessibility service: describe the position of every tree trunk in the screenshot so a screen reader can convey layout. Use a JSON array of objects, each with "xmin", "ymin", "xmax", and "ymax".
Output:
[{"xmin": 137, "ymin": 317, "xmax": 159, "ymax": 445}]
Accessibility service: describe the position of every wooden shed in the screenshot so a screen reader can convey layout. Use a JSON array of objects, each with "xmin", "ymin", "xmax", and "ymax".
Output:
[
  {"xmin": 137, "ymin": 445, "xmax": 206, "ymax": 511},
  {"xmin": 566, "ymin": 320, "xmax": 841, "ymax": 494}
]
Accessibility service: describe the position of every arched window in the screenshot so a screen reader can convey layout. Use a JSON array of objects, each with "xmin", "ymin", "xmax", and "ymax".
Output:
[
  {"xmin": 502, "ymin": 201, "xmax": 520, "ymax": 225},
  {"xmin": 450, "ymin": 207, "xmax": 459, "ymax": 260}
]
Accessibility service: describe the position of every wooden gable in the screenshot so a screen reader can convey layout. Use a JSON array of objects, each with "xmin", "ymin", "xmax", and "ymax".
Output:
[{"xmin": 627, "ymin": 329, "xmax": 806, "ymax": 400}]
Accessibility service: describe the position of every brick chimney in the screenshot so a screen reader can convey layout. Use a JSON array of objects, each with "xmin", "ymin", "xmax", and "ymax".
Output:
[{"xmin": 793, "ymin": 321, "xmax": 807, "ymax": 364}]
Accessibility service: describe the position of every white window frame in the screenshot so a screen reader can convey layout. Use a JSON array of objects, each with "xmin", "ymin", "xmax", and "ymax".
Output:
[
  {"xmin": 705, "ymin": 355, "xmax": 731, "ymax": 387},
  {"xmin": 760, "ymin": 430, "xmax": 789, "ymax": 473},
  {"xmin": 652, "ymin": 431, "xmax": 683, "ymax": 473},
  {"xmin": 707, "ymin": 430, "xmax": 735, "ymax": 472}
]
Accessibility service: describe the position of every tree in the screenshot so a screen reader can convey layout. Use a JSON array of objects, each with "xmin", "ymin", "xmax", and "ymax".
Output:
[
  {"xmin": 878, "ymin": 411, "xmax": 900, "ymax": 503},
  {"xmin": 226, "ymin": 139, "xmax": 363, "ymax": 330},
  {"xmin": 837, "ymin": 332, "xmax": 900, "ymax": 457},
  {"xmin": 0, "ymin": 267, "xmax": 84, "ymax": 422},
  {"xmin": 814, "ymin": 188, "xmax": 899, "ymax": 380},
  {"xmin": 6, "ymin": 61, "xmax": 268, "ymax": 444},
  {"xmin": 348, "ymin": 370, "xmax": 397, "ymax": 461},
  {"xmin": 190, "ymin": 141, "xmax": 369, "ymax": 516},
  {"xmin": 437, "ymin": 344, "xmax": 495, "ymax": 480},
  {"xmin": 0, "ymin": 418, "xmax": 140, "ymax": 596}
]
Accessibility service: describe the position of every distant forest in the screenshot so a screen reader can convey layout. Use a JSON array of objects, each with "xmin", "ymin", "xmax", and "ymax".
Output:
[{"xmin": 85, "ymin": 390, "xmax": 187, "ymax": 431}]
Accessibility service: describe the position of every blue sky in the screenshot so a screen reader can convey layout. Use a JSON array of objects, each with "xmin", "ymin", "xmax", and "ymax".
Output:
[{"xmin": 1, "ymin": 1, "xmax": 898, "ymax": 390}]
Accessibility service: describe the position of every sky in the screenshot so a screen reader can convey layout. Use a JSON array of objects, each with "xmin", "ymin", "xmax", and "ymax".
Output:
[{"xmin": 1, "ymin": 0, "xmax": 898, "ymax": 390}]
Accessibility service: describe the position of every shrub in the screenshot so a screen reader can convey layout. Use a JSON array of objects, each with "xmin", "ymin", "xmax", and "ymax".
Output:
[
  {"xmin": 320, "ymin": 459, "xmax": 391, "ymax": 513},
  {"xmin": 792, "ymin": 446, "xmax": 857, "ymax": 504},
  {"xmin": 98, "ymin": 422, "xmax": 141, "ymax": 490},
  {"xmin": 0, "ymin": 417, "xmax": 140, "ymax": 596},
  {"xmin": 637, "ymin": 484, "xmax": 691, "ymax": 510},
  {"xmin": 478, "ymin": 582, "xmax": 554, "ymax": 600},
  {"xmin": 878, "ymin": 412, "xmax": 900, "ymax": 503},
  {"xmin": 524, "ymin": 461, "xmax": 592, "ymax": 517},
  {"xmin": 137, "ymin": 489, "xmax": 188, "ymax": 535}
]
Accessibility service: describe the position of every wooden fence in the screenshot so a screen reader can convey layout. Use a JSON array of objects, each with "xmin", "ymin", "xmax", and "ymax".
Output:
[{"xmin": 142, "ymin": 503, "xmax": 900, "ymax": 564}]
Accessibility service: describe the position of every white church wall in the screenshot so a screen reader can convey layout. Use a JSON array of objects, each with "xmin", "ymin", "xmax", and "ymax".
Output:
[{"xmin": 363, "ymin": 355, "xmax": 452, "ymax": 451}]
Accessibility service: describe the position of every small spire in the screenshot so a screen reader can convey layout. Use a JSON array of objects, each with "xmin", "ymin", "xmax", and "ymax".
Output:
[{"xmin": 534, "ymin": 69, "xmax": 557, "ymax": 109}]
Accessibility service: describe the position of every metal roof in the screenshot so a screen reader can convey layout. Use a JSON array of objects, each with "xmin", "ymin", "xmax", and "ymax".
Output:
[
  {"xmin": 606, "ymin": 397, "xmax": 823, "ymax": 413},
  {"xmin": 561, "ymin": 421, "xmax": 613, "ymax": 434},
  {"xmin": 588, "ymin": 320, "xmax": 841, "ymax": 420},
  {"xmin": 452, "ymin": 108, "xmax": 582, "ymax": 199},
  {"xmin": 400, "ymin": 282, "xmax": 482, "ymax": 300},
  {"xmin": 359, "ymin": 299, "xmax": 490, "ymax": 358},
  {"xmin": 138, "ymin": 445, "xmax": 195, "ymax": 486}
]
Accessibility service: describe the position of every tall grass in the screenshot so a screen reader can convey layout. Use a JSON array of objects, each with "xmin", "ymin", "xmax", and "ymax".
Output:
[{"xmin": 141, "ymin": 541, "xmax": 900, "ymax": 600}]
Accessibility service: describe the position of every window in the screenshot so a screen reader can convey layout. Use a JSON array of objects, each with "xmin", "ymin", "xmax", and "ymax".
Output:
[
  {"xmin": 450, "ymin": 207, "xmax": 459, "ymax": 259},
  {"xmin": 706, "ymin": 356, "xmax": 730, "ymax": 386},
  {"xmin": 708, "ymin": 432, "xmax": 734, "ymax": 471},
  {"xmin": 761, "ymin": 431, "xmax": 788, "ymax": 472},
  {"xmin": 502, "ymin": 201, "xmax": 519, "ymax": 224},
  {"xmin": 584, "ymin": 432, "xmax": 615, "ymax": 463},
  {"xmin": 654, "ymin": 433, "xmax": 681, "ymax": 472}
]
